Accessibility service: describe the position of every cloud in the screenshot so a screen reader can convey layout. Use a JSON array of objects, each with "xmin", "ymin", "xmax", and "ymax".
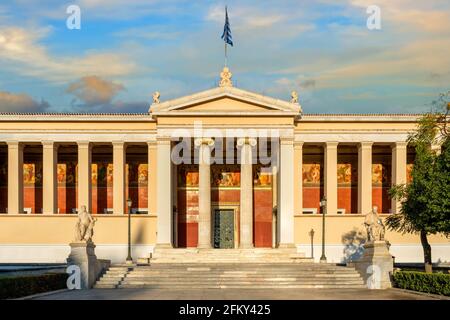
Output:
[
  {"xmin": 66, "ymin": 76, "xmax": 125, "ymax": 108},
  {"xmin": 0, "ymin": 27, "xmax": 136, "ymax": 82},
  {"xmin": 64, "ymin": 75, "xmax": 149, "ymax": 113},
  {"xmin": 348, "ymin": 0, "xmax": 450, "ymax": 33},
  {"xmin": 0, "ymin": 91, "xmax": 51, "ymax": 112}
]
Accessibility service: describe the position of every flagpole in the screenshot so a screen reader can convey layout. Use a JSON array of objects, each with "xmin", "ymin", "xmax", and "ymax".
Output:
[{"xmin": 224, "ymin": 42, "xmax": 227, "ymax": 67}]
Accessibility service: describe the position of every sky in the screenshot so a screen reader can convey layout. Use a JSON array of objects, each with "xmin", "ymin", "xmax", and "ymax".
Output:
[{"xmin": 0, "ymin": 0, "xmax": 449, "ymax": 114}]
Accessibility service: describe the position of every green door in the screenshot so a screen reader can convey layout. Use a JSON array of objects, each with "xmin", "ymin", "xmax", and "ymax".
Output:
[{"xmin": 213, "ymin": 209, "xmax": 235, "ymax": 249}]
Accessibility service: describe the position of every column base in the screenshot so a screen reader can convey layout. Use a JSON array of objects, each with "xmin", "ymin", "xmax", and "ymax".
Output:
[
  {"xmin": 239, "ymin": 244, "xmax": 254, "ymax": 249},
  {"xmin": 197, "ymin": 244, "xmax": 212, "ymax": 249},
  {"xmin": 155, "ymin": 243, "xmax": 173, "ymax": 249},
  {"xmin": 278, "ymin": 243, "xmax": 296, "ymax": 249}
]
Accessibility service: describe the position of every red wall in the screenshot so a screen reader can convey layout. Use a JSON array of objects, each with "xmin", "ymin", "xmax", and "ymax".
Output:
[
  {"xmin": 337, "ymin": 187, "xmax": 358, "ymax": 213},
  {"xmin": 177, "ymin": 189, "xmax": 199, "ymax": 248},
  {"xmin": 254, "ymin": 189, "xmax": 272, "ymax": 247},
  {"xmin": 176, "ymin": 164, "xmax": 273, "ymax": 248}
]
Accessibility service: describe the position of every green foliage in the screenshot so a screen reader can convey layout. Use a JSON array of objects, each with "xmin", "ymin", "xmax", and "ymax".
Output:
[
  {"xmin": 387, "ymin": 93, "xmax": 450, "ymax": 269},
  {"xmin": 0, "ymin": 273, "xmax": 68, "ymax": 299},
  {"xmin": 393, "ymin": 271, "xmax": 450, "ymax": 296},
  {"xmin": 387, "ymin": 111, "xmax": 450, "ymax": 236}
]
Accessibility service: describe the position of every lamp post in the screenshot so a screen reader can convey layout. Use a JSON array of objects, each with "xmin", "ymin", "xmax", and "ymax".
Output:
[
  {"xmin": 309, "ymin": 228, "xmax": 315, "ymax": 259},
  {"xmin": 319, "ymin": 197, "xmax": 327, "ymax": 263},
  {"xmin": 126, "ymin": 198, "xmax": 133, "ymax": 264}
]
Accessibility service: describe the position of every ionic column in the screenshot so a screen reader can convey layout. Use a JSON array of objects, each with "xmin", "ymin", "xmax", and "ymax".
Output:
[
  {"xmin": 147, "ymin": 141, "xmax": 157, "ymax": 215},
  {"xmin": 278, "ymin": 137, "xmax": 294, "ymax": 247},
  {"xmin": 42, "ymin": 141, "xmax": 57, "ymax": 214},
  {"xmin": 113, "ymin": 141, "xmax": 126, "ymax": 215},
  {"xmin": 392, "ymin": 141, "xmax": 407, "ymax": 214},
  {"xmin": 324, "ymin": 142, "xmax": 338, "ymax": 214},
  {"xmin": 7, "ymin": 141, "xmax": 23, "ymax": 214},
  {"xmin": 195, "ymin": 138, "xmax": 214, "ymax": 249},
  {"xmin": 358, "ymin": 142, "xmax": 373, "ymax": 214},
  {"xmin": 294, "ymin": 141, "xmax": 304, "ymax": 215},
  {"xmin": 77, "ymin": 141, "xmax": 92, "ymax": 213},
  {"xmin": 156, "ymin": 138, "xmax": 173, "ymax": 247},
  {"xmin": 238, "ymin": 137, "xmax": 256, "ymax": 248}
]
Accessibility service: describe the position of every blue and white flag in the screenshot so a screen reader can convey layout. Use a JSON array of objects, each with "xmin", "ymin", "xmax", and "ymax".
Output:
[{"xmin": 221, "ymin": 6, "xmax": 233, "ymax": 46}]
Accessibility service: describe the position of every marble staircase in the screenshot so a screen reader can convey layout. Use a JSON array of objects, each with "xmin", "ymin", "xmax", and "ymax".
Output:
[
  {"xmin": 138, "ymin": 248, "xmax": 313, "ymax": 264},
  {"xmin": 94, "ymin": 263, "xmax": 366, "ymax": 289}
]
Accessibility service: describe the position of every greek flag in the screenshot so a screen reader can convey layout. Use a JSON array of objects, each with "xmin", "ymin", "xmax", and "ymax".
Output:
[{"xmin": 221, "ymin": 6, "xmax": 233, "ymax": 46}]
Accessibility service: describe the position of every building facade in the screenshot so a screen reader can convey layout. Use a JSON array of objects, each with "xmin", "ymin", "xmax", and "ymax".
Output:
[{"xmin": 0, "ymin": 70, "xmax": 449, "ymax": 264}]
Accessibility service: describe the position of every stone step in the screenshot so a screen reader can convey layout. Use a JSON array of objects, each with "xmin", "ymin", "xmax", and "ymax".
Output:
[
  {"xmin": 119, "ymin": 278, "xmax": 363, "ymax": 284},
  {"xmin": 95, "ymin": 261, "xmax": 365, "ymax": 290},
  {"xmin": 137, "ymin": 258, "xmax": 150, "ymax": 265},
  {"xmin": 94, "ymin": 284, "xmax": 118, "ymax": 289},
  {"xmin": 118, "ymin": 284, "xmax": 366, "ymax": 289},
  {"xmin": 150, "ymin": 258, "xmax": 312, "ymax": 264},
  {"xmin": 126, "ymin": 272, "xmax": 360, "ymax": 277}
]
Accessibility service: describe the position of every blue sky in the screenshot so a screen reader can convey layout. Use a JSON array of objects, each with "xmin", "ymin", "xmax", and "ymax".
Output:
[{"xmin": 0, "ymin": 0, "xmax": 449, "ymax": 114}]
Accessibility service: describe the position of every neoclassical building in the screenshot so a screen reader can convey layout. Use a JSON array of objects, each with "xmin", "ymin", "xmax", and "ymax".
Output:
[{"xmin": 0, "ymin": 69, "xmax": 448, "ymax": 263}]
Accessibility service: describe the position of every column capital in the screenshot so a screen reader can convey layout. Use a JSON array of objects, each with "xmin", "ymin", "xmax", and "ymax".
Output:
[
  {"xmin": 392, "ymin": 141, "xmax": 408, "ymax": 149},
  {"xmin": 279, "ymin": 136, "xmax": 293, "ymax": 145},
  {"xmin": 237, "ymin": 137, "xmax": 257, "ymax": 147},
  {"xmin": 194, "ymin": 137, "xmax": 214, "ymax": 147},
  {"xmin": 112, "ymin": 141, "xmax": 126, "ymax": 149},
  {"xmin": 325, "ymin": 141, "xmax": 339, "ymax": 148},
  {"xmin": 157, "ymin": 137, "xmax": 172, "ymax": 145},
  {"xmin": 294, "ymin": 140, "xmax": 304, "ymax": 148},
  {"xmin": 6, "ymin": 141, "xmax": 22, "ymax": 148},
  {"xmin": 147, "ymin": 140, "xmax": 157, "ymax": 148},
  {"xmin": 77, "ymin": 141, "xmax": 91, "ymax": 148},
  {"xmin": 358, "ymin": 141, "xmax": 373, "ymax": 149},
  {"xmin": 42, "ymin": 140, "xmax": 57, "ymax": 148}
]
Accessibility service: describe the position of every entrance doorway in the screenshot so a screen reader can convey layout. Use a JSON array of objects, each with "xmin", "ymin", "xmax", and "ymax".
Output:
[{"xmin": 213, "ymin": 209, "xmax": 235, "ymax": 248}]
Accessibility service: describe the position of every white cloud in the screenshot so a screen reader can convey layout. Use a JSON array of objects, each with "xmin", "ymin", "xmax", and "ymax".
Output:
[{"xmin": 0, "ymin": 27, "xmax": 136, "ymax": 83}]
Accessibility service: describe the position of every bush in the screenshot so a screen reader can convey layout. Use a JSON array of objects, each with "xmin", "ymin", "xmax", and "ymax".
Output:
[
  {"xmin": 393, "ymin": 271, "xmax": 450, "ymax": 296},
  {"xmin": 0, "ymin": 273, "xmax": 68, "ymax": 299}
]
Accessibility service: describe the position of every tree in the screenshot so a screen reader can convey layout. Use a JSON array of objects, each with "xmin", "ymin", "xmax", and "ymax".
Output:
[{"xmin": 387, "ymin": 92, "xmax": 450, "ymax": 273}]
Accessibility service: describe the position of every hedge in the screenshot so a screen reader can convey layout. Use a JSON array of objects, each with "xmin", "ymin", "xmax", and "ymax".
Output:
[
  {"xmin": 393, "ymin": 271, "xmax": 450, "ymax": 296},
  {"xmin": 0, "ymin": 273, "xmax": 68, "ymax": 300}
]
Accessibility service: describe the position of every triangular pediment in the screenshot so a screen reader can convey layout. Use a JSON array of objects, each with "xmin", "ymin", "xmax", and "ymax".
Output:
[{"xmin": 149, "ymin": 86, "xmax": 302, "ymax": 117}]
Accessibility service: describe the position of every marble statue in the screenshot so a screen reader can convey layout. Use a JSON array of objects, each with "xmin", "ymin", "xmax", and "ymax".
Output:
[
  {"xmin": 364, "ymin": 206, "xmax": 385, "ymax": 242},
  {"xmin": 75, "ymin": 205, "xmax": 97, "ymax": 242},
  {"xmin": 291, "ymin": 91, "xmax": 299, "ymax": 104},
  {"xmin": 152, "ymin": 91, "xmax": 160, "ymax": 104}
]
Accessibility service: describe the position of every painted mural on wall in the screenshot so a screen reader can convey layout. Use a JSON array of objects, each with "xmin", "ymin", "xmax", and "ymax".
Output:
[
  {"xmin": 302, "ymin": 163, "xmax": 322, "ymax": 185},
  {"xmin": 23, "ymin": 163, "xmax": 43, "ymax": 186},
  {"xmin": 406, "ymin": 163, "xmax": 414, "ymax": 183},
  {"xmin": 253, "ymin": 165, "xmax": 272, "ymax": 187},
  {"xmin": 57, "ymin": 162, "xmax": 77, "ymax": 186},
  {"xmin": 178, "ymin": 165, "xmax": 199, "ymax": 187},
  {"xmin": 91, "ymin": 163, "xmax": 113, "ymax": 187},
  {"xmin": 212, "ymin": 164, "xmax": 240, "ymax": 187},
  {"xmin": 337, "ymin": 163, "xmax": 358, "ymax": 185},
  {"xmin": 372, "ymin": 163, "xmax": 391, "ymax": 186},
  {"xmin": 126, "ymin": 162, "xmax": 148, "ymax": 186}
]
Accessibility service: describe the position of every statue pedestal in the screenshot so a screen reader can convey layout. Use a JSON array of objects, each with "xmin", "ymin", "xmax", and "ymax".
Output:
[
  {"xmin": 67, "ymin": 241, "xmax": 109, "ymax": 289},
  {"xmin": 349, "ymin": 241, "xmax": 394, "ymax": 289}
]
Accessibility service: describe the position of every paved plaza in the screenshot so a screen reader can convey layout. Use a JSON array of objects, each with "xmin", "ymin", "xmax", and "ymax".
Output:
[{"xmin": 28, "ymin": 288, "xmax": 444, "ymax": 300}]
